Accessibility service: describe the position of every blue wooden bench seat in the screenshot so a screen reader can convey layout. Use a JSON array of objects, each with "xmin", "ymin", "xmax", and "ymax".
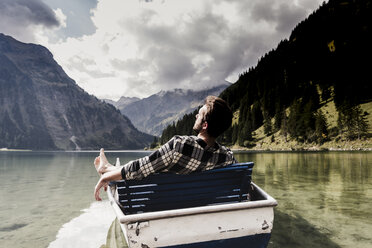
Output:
[{"xmin": 114, "ymin": 162, "xmax": 254, "ymax": 215}]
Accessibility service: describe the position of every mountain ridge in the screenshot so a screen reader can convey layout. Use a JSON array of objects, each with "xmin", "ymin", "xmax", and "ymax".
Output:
[{"xmin": 108, "ymin": 84, "xmax": 230, "ymax": 136}]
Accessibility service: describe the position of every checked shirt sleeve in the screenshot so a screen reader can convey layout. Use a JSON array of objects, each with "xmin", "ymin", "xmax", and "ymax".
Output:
[{"xmin": 121, "ymin": 137, "xmax": 175, "ymax": 180}]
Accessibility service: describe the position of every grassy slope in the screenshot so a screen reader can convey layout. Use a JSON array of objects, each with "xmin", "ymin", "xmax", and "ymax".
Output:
[{"xmin": 230, "ymin": 101, "xmax": 372, "ymax": 151}]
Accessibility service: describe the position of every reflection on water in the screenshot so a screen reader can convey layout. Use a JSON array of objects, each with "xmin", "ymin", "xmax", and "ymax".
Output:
[
  {"xmin": 0, "ymin": 151, "xmax": 371, "ymax": 248},
  {"xmin": 270, "ymin": 211, "xmax": 340, "ymax": 248},
  {"xmin": 234, "ymin": 152, "xmax": 372, "ymax": 248}
]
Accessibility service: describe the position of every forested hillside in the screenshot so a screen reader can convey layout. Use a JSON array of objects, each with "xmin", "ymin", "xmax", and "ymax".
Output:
[{"xmin": 158, "ymin": 0, "xmax": 372, "ymax": 150}]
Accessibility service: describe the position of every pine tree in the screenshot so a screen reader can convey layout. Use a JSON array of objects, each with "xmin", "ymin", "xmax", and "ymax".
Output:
[
  {"xmin": 280, "ymin": 110, "xmax": 288, "ymax": 142},
  {"xmin": 274, "ymin": 111, "xmax": 282, "ymax": 132},
  {"xmin": 315, "ymin": 110, "xmax": 328, "ymax": 144},
  {"xmin": 251, "ymin": 101, "xmax": 263, "ymax": 130},
  {"xmin": 354, "ymin": 107, "xmax": 369, "ymax": 140},
  {"xmin": 302, "ymin": 100, "xmax": 316, "ymax": 142},
  {"xmin": 150, "ymin": 136, "xmax": 159, "ymax": 149},
  {"xmin": 263, "ymin": 111, "xmax": 272, "ymax": 136},
  {"xmin": 338, "ymin": 105, "xmax": 369, "ymax": 140},
  {"xmin": 288, "ymin": 100, "xmax": 301, "ymax": 140},
  {"xmin": 232, "ymin": 124, "xmax": 238, "ymax": 144},
  {"xmin": 238, "ymin": 121, "xmax": 252, "ymax": 147}
]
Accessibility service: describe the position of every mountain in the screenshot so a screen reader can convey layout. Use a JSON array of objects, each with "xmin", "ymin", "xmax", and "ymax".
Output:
[
  {"xmin": 0, "ymin": 33, "xmax": 153, "ymax": 150},
  {"xmin": 160, "ymin": 0, "xmax": 372, "ymax": 150},
  {"xmin": 103, "ymin": 96, "xmax": 140, "ymax": 110},
  {"xmin": 113, "ymin": 84, "xmax": 230, "ymax": 136}
]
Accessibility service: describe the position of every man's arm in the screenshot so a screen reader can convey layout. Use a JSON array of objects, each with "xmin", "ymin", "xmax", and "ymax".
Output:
[
  {"xmin": 94, "ymin": 168, "xmax": 122, "ymax": 201},
  {"xmin": 121, "ymin": 137, "xmax": 175, "ymax": 180}
]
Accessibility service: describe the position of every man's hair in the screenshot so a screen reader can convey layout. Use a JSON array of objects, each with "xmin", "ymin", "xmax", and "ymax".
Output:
[{"xmin": 203, "ymin": 96, "xmax": 233, "ymax": 138}]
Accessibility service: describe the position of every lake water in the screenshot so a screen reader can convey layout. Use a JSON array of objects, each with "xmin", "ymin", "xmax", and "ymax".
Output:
[{"xmin": 0, "ymin": 151, "xmax": 371, "ymax": 248}]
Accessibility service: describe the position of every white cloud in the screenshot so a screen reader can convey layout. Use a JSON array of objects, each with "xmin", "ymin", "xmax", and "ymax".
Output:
[
  {"xmin": 35, "ymin": 0, "xmax": 324, "ymax": 100},
  {"xmin": 54, "ymin": 8, "xmax": 67, "ymax": 28}
]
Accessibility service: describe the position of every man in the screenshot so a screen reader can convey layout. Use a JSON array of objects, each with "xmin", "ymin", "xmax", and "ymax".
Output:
[{"xmin": 94, "ymin": 95, "xmax": 237, "ymax": 201}]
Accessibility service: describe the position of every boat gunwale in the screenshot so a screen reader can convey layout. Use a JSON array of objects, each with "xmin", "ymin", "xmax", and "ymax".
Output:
[{"xmin": 107, "ymin": 182, "xmax": 277, "ymax": 224}]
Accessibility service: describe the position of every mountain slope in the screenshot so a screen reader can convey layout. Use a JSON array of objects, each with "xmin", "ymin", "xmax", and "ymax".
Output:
[
  {"xmin": 0, "ymin": 33, "xmax": 152, "ymax": 150},
  {"xmin": 114, "ymin": 84, "xmax": 229, "ymax": 136},
  {"xmin": 218, "ymin": 0, "xmax": 372, "ymax": 145}
]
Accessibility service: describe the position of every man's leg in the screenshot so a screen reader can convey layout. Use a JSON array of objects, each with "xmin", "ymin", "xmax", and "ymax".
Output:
[{"xmin": 94, "ymin": 148, "xmax": 117, "ymax": 175}]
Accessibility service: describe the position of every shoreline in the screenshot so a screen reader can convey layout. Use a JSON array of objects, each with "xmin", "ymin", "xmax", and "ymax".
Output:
[
  {"xmin": 230, "ymin": 142, "xmax": 372, "ymax": 152},
  {"xmin": 231, "ymin": 147, "xmax": 372, "ymax": 152},
  {"xmin": 2, "ymin": 142, "xmax": 371, "ymax": 153}
]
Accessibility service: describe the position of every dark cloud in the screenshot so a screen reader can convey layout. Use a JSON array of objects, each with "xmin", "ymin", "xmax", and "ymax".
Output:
[
  {"xmin": 275, "ymin": 3, "xmax": 307, "ymax": 33},
  {"xmin": 42, "ymin": 0, "xmax": 97, "ymax": 40},
  {"xmin": 0, "ymin": 0, "xmax": 59, "ymax": 27},
  {"xmin": 121, "ymin": 10, "xmax": 237, "ymax": 90},
  {"xmin": 0, "ymin": 0, "xmax": 60, "ymax": 41},
  {"xmin": 182, "ymin": 12, "xmax": 231, "ymax": 53},
  {"xmin": 148, "ymin": 47, "xmax": 196, "ymax": 86},
  {"xmin": 251, "ymin": 2, "xmax": 277, "ymax": 23},
  {"xmin": 251, "ymin": 0, "xmax": 323, "ymax": 34}
]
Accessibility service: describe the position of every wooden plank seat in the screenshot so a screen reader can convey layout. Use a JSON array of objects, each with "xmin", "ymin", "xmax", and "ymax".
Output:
[{"xmin": 113, "ymin": 162, "xmax": 254, "ymax": 215}]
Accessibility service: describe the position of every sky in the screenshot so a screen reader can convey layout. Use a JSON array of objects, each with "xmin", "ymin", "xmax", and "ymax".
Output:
[{"xmin": 0, "ymin": 0, "xmax": 323, "ymax": 100}]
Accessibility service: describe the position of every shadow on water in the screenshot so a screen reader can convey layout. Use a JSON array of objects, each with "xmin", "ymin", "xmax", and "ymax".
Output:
[
  {"xmin": 0, "ymin": 223, "xmax": 28, "ymax": 232},
  {"xmin": 269, "ymin": 210, "xmax": 340, "ymax": 248}
]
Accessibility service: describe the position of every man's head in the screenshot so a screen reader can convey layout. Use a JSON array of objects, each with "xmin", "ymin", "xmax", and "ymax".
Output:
[{"xmin": 193, "ymin": 96, "xmax": 233, "ymax": 138}]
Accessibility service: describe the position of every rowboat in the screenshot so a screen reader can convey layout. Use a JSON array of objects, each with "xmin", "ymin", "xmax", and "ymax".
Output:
[{"xmin": 107, "ymin": 161, "xmax": 277, "ymax": 248}]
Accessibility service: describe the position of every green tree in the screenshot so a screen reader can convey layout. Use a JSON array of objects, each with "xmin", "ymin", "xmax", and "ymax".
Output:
[
  {"xmin": 232, "ymin": 124, "xmax": 239, "ymax": 144},
  {"xmin": 338, "ymin": 105, "xmax": 369, "ymax": 140},
  {"xmin": 263, "ymin": 111, "xmax": 272, "ymax": 136},
  {"xmin": 280, "ymin": 110, "xmax": 288, "ymax": 142},
  {"xmin": 251, "ymin": 101, "xmax": 263, "ymax": 130},
  {"xmin": 315, "ymin": 110, "xmax": 328, "ymax": 144},
  {"xmin": 288, "ymin": 100, "xmax": 302, "ymax": 140},
  {"xmin": 150, "ymin": 136, "xmax": 159, "ymax": 149},
  {"xmin": 238, "ymin": 121, "xmax": 252, "ymax": 146}
]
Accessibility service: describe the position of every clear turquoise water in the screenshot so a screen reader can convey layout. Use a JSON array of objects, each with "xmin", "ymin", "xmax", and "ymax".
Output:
[{"xmin": 0, "ymin": 151, "xmax": 371, "ymax": 248}]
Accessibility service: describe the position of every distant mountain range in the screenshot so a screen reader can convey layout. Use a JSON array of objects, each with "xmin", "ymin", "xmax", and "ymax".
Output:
[
  {"xmin": 0, "ymin": 33, "xmax": 152, "ymax": 150},
  {"xmin": 105, "ymin": 84, "xmax": 230, "ymax": 136},
  {"xmin": 104, "ymin": 96, "xmax": 140, "ymax": 111}
]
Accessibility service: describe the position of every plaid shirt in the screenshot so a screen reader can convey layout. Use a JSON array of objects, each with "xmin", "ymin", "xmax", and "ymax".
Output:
[{"xmin": 121, "ymin": 135, "xmax": 237, "ymax": 180}]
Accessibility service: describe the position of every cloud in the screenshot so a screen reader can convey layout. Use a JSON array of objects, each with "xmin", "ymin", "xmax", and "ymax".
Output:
[
  {"xmin": 250, "ymin": 0, "xmax": 309, "ymax": 33},
  {"xmin": 54, "ymin": 8, "xmax": 67, "ymax": 28},
  {"xmin": 13, "ymin": 0, "xmax": 323, "ymax": 100},
  {"xmin": 0, "ymin": 0, "xmax": 62, "ymax": 42}
]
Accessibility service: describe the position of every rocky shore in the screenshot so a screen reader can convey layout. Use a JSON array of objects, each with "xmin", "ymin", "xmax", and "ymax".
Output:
[{"xmin": 231, "ymin": 136, "xmax": 372, "ymax": 152}]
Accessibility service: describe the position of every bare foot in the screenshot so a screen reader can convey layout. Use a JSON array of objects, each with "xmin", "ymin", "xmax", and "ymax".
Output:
[
  {"xmin": 94, "ymin": 148, "xmax": 113, "ymax": 175},
  {"xmin": 94, "ymin": 156, "xmax": 102, "ymax": 174}
]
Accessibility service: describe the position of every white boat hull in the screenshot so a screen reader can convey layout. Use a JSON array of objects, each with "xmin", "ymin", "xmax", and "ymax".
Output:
[{"xmin": 108, "ymin": 182, "xmax": 276, "ymax": 248}]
